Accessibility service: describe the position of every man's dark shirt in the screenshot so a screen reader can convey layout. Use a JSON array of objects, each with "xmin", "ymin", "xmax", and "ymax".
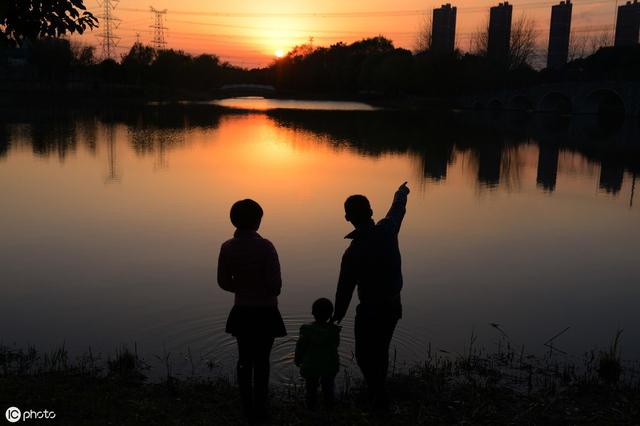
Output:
[{"xmin": 333, "ymin": 189, "xmax": 408, "ymax": 322}]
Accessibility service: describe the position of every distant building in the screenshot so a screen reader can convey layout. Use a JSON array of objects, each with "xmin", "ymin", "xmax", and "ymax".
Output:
[
  {"xmin": 432, "ymin": 4, "xmax": 457, "ymax": 54},
  {"xmin": 488, "ymin": 2, "xmax": 513, "ymax": 64},
  {"xmin": 615, "ymin": 0, "xmax": 640, "ymax": 47},
  {"xmin": 547, "ymin": 1, "xmax": 572, "ymax": 69}
]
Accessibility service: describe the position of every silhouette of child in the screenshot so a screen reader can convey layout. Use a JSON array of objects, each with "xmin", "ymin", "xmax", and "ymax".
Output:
[
  {"xmin": 217, "ymin": 199, "xmax": 287, "ymax": 421},
  {"xmin": 294, "ymin": 298, "xmax": 341, "ymax": 410}
]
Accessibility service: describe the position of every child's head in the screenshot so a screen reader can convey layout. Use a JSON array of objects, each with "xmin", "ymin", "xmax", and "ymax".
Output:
[
  {"xmin": 312, "ymin": 298, "xmax": 334, "ymax": 323},
  {"xmin": 230, "ymin": 199, "xmax": 263, "ymax": 231}
]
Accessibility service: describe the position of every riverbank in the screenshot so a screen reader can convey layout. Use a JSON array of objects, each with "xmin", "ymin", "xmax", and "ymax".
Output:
[{"xmin": 2, "ymin": 344, "xmax": 639, "ymax": 425}]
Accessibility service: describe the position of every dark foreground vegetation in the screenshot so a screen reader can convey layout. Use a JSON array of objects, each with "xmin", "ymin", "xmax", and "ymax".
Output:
[{"xmin": 2, "ymin": 337, "xmax": 639, "ymax": 425}]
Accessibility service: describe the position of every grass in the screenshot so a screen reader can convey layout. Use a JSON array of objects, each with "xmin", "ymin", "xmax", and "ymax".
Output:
[{"xmin": 1, "ymin": 336, "xmax": 639, "ymax": 425}]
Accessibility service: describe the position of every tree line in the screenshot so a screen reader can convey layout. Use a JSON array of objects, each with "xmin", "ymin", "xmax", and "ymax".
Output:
[{"xmin": 268, "ymin": 36, "xmax": 640, "ymax": 97}]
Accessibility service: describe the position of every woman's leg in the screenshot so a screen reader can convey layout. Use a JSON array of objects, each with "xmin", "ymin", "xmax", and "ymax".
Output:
[
  {"xmin": 252, "ymin": 336, "xmax": 275, "ymax": 415},
  {"xmin": 236, "ymin": 336, "xmax": 254, "ymax": 414}
]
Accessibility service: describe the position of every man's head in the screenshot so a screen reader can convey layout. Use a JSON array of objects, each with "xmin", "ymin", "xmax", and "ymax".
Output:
[
  {"xmin": 312, "ymin": 298, "xmax": 334, "ymax": 323},
  {"xmin": 230, "ymin": 199, "xmax": 263, "ymax": 231},
  {"xmin": 344, "ymin": 194, "xmax": 373, "ymax": 226}
]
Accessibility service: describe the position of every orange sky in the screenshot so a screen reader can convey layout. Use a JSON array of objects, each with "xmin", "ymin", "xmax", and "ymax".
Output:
[{"xmin": 76, "ymin": 0, "xmax": 619, "ymax": 68}]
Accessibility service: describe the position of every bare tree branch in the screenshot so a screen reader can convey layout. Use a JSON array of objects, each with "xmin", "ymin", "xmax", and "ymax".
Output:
[
  {"xmin": 471, "ymin": 15, "xmax": 537, "ymax": 69},
  {"xmin": 471, "ymin": 20, "xmax": 489, "ymax": 56},
  {"xmin": 414, "ymin": 15, "xmax": 432, "ymax": 53},
  {"xmin": 568, "ymin": 30, "xmax": 613, "ymax": 61},
  {"xmin": 509, "ymin": 15, "xmax": 538, "ymax": 69}
]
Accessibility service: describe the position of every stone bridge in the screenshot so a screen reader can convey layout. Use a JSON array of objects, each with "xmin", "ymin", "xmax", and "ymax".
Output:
[{"xmin": 460, "ymin": 81, "xmax": 640, "ymax": 117}]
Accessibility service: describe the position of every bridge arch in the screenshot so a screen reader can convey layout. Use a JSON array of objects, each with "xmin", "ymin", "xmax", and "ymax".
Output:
[
  {"xmin": 538, "ymin": 92, "xmax": 572, "ymax": 114},
  {"xmin": 508, "ymin": 95, "xmax": 534, "ymax": 112},
  {"xmin": 582, "ymin": 89, "xmax": 626, "ymax": 117}
]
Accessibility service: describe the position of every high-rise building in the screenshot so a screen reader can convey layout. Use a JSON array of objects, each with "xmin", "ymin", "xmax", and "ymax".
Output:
[
  {"xmin": 432, "ymin": 4, "xmax": 457, "ymax": 54},
  {"xmin": 615, "ymin": 0, "xmax": 640, "ymax": 47},
  {"xmin": 488, "ymin": 2, "xmax": 513, "ymax": 64},
  {"xmin": 547, "ymin": 0, "xmax": 572, "ymax": 69}
]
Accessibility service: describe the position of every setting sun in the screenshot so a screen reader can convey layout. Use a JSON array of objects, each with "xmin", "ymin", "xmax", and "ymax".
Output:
[{"xmin": 275, "ymin": 49, "xmax": 285, "ymax": 58}]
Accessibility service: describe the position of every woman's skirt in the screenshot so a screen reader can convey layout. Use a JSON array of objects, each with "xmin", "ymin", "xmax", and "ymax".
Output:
[{"xmin": 225, "ymin": 305, "xmax": 287, "ymax": 338}]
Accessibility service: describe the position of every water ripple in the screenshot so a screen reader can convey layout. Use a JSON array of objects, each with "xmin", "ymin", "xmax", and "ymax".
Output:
[{"xmin": 141, "ymin": 309, "xmax": 427, "ymax": 384}]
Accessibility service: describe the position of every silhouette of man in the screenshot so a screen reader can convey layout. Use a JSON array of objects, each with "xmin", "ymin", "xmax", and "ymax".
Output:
[{"xmin": 332, "ymin": 182, "xmax": 410, "ymax": 407}]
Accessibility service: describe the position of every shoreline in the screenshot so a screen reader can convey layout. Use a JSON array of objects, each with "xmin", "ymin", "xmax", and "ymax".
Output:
[
  {"xmin": 2, "ymin": 87, "xmax": 637, "ymax": 119},
  {"xmin": 2, "ymin": 344, "xmax": 639, "ymax": 424}
]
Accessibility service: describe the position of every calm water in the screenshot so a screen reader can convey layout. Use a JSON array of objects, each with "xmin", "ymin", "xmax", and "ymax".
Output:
[
  {"xmin": 210, "ymin": 97, "xmax": 378, "ymax": 111},
  {"xmin": 1, "ymin": 100, "xmax": 639, "ymax": 382}
]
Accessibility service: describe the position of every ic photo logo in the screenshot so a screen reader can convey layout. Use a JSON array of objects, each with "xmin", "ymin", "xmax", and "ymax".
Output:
[
  {"xmin": 5, "ymin": 407, "xmax": 56, "ymax": 422},
  {"xmin": 5, "ymin": 407, "xmax": 20, "ymax": 423}
]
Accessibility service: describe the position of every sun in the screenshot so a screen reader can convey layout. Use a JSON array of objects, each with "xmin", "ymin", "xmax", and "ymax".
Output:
[{"xmin": 275, "ymin": 49, "xmax": 285, "ymax": 58}]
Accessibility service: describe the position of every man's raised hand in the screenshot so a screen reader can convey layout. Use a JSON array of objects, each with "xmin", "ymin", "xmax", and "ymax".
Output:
[{"xmin": 398, "ymin": 181, "xmax": 410, "ymax": 195}]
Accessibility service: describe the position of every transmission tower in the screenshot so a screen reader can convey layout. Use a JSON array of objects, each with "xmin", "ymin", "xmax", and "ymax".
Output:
[
  {"xmin": 96, "ymin": 0, "xmax": 121, "ymax": 60},
  {"xmin": 150, "ymin": 7, "xmax": 168, "ymax": 50}
]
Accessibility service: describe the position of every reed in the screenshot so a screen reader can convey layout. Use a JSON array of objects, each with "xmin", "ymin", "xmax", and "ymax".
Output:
[{"xmin": 1, "ymin": 333, "xmax": 639, "ymax": 424}]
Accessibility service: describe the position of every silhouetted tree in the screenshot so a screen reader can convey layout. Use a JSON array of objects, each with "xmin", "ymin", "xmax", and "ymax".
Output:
[
  {"xmin": 414, "ymin": 16, "xmax": 433, "ymax": 53},
  {"xmin": 360, "ymin": 48, "xmax": 413, "ymax": 94},
  {"xmin": 27, "ymin": 38, "xmax": 74, "ymax": 82},
  {"xmin": 122, "ymin": 43, "xmax": 155, "ymax": 67},
  {"xmin": 0, "ymin": 0, "xmax": 97, "ymax": 47},
  {"xmin": 509, "ymin": 16, "xmax": 538, "ymax": 69},
  {"xmin": 272, "ymin": 37, "xmax": 403, "ymax": 94},
  {"xmin": 72, "ymin": 42, "xmax": 96, "ymax": 66},
  {"xmin": 190, "ymin": 54, "xmax": 222, "ymax": 89},
  {"xmin": 568, "ymin": 31, "xmax": 613, "ymax": 61},
  {"xmin": 471, "ymin": 21, "xmax": 489, "ymax": 57},
  {"xmin": 98, "ymin": 58, "xmax": 120, "ymax": 83},
  {"xmin": 122, "ymin": 42, "xmax": 155, "ymax": 84},
  {"xmin": 579, "ymin": 45, "xmax": 640, "ymax": 80},
  {"xmin": 471, "ymin": 15, "xmax": 537, "ymax": 69},
  {"xmin": 151, "ymin": 49, "xmax": 192, "ymax": 88}
]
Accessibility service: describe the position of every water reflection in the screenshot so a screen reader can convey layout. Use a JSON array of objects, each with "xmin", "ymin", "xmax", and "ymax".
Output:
[
  {"xmin": 0, "ymin": 123, "xmax": 8, "ymax": 158},
  {"xmin": 537, "ymin": 144, "xmax": 559, "ymax": 192},
  {"xmin": 210, "ymin": 97, "xmax": 378, "ymax": 111},
  {"xmin": 266, "ymin": 108, "xmax": 639, "ymax": 198},
  {"xmin": 1, "ymin": 103, "xmax": 639, "ymax": 381},
  {"xmin": 1, "ymin": 106, "xmax": 638, "ymax": 201}
]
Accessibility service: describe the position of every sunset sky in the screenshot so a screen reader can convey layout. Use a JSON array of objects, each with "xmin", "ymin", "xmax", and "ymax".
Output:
[{"xmin": 77, "ymin": 0, "xmax": 620, "ymax": 68}]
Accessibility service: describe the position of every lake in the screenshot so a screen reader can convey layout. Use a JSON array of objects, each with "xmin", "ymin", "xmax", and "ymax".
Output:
[{"xmin": 1, "ymin": 99, "xmax": 639, "ymax": 383}]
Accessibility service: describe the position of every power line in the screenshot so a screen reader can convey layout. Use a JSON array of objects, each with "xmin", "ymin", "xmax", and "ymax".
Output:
[
  {"xmin": 117, "ymin": 23, "xmax": 616, "ymax": 43},
  {"xmin": 96, "ymin": 0, "xmax": 121, "ymax": 60},
  {"xmin": 168, "ymin": 19, "xmax": 417, "ymax": 35},
  {"xmin": 150, "ymin": 7, "xmax": 168, "ymax": 50},
  {"xmin": 85, "ymin": 0, "xmax": 621, "ymax": 68},
  {"xmin": 118, "ymin": 0, "xmax": 615, "ymax": 19}
]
